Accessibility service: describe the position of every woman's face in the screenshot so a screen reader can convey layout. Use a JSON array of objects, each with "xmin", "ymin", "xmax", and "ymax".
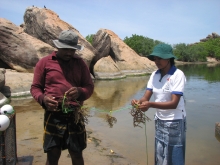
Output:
[{"xmin": 153, "ymin": 56, "xmax": 170, "ymax": 69}]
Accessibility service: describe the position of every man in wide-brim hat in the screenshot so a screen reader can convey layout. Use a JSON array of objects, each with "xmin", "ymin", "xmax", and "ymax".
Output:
[{"xmin": 31, "ymin": 30, "xmax": 94, "ymax": 165}]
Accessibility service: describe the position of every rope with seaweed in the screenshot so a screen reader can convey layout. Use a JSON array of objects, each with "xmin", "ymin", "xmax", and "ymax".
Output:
[
  {"xmin": 130, "ymin": 103, "xmax": 151, "ymax": 165},
  {"xmin": 130, "ymin": 103, "xmax": 151, "ymax": 128},
  {"xmin": 92, "ymin": 103, "xmax": 151, "ymax": 164},
  {"xmin": 90, "ymin": 103, "xmax": 151, "ymax": 129},
  {"xmin": 59, "ymin": 93, "xmax": 90, "ymax": 125},
  {"xmin": 60, "ymin": 93, "xmax": 119, "ymax": 127},
  {"xmin": 68, "ymin": 100, "xmax": 151, "ymax": 165}
]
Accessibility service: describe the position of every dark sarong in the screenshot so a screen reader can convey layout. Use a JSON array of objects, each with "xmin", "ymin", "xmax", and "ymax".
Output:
[{"xmin": 43, "ymin": 110, "xmax": 87, "ymax": 153}]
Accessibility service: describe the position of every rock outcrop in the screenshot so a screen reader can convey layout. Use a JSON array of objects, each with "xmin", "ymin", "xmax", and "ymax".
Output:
[
  {"xmin": 0, "ymin": 6, "xmax": 157, "ymax": 100},
  {"xmin": 0, "ymin": 68, "xmax": 34, "ymax": 105},
  {"xmin": 92, "ymin": 29, "xmax": 156, "ymax": 79},
  {"xmin": 94, "ymin": 56, "xmax": 126, "ymax": 79},
  {"xmin": 23, "ymin": 6, "xmax": 97, "ymax": 67},
  {"xmin": 0, "ymin": 6, "xmax": 157, "ymax": 82},
  {"xmin": 0, "ymin": 18, "xmax": 55, "ymax": 72},
  {"xmin": 0, "ymin": 5, "xmax": 219, "ymax": 101},
  {"xmin": 200, "ymin": 32, "xmax": 220, "ymax": 42},
  {"xmin": 1, "ymin": 69, "xmax": 33, "ymax": 98}
]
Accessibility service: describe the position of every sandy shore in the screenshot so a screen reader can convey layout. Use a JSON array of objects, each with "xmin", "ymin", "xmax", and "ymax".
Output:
[
  {"xmin": 13, "ymin": 103, "xmax": 138, "ymax": 165},
  {"xmin": 0, "ymin": 69, "xmax": 139, "ymax": 165}
]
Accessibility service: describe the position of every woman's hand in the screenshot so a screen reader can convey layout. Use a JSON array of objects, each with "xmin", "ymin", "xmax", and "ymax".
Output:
[
  {"xmin": 138, "ymin": 101, "xmax": 151, "ymax": 112},
  {"xmin": 131, "ymin": 99, "xmax": 141, "ymax": 107},
  {"xmin": 65, "ymin": 87, "xmax": 79, "ymax": 100},
  {"xmin": 43, "ymin": 95, "xmax": 58, "ymax": 111}
]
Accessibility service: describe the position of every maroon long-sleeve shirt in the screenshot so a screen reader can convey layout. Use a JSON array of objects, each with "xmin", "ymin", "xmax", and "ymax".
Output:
[{"xmin": 30, "ymin": 51, "xmax": 94, "ymax": 107}]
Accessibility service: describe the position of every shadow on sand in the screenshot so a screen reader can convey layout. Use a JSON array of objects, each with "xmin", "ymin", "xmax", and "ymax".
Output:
[{"xmin": 17, "ymin": 156, "xmax": 34, "ymax": 165}]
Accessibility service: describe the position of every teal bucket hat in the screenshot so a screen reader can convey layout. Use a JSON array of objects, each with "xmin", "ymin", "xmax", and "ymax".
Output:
[{"xmin": 147, "ymin": 43, "xmax": 177, "ymax": 61}]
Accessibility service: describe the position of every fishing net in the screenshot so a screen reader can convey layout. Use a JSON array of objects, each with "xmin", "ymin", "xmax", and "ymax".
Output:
[{"xmin": 0, "ymin": 114, "xmax": 17, "ymax": 165}]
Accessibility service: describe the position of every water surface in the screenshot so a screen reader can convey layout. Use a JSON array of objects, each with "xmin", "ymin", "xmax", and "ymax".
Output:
[{"xmin": 12, "ymin": 64, "xmax": 220, "ymax": 165}]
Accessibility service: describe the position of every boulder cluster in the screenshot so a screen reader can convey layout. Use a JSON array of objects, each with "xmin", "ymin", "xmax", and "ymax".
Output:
[
  {"xmin": 200, "ymin": 32, "xmax": 220, "ymax": 42},
  {"xmin": 0, "ymin": 6, "xmax": 156, "ymax": 103}
]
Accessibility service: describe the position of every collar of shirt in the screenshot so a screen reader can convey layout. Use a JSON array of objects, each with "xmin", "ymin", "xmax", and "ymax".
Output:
[{"xmin": 155, "ymin": 65, "xmax": 177, "ymax": 75}]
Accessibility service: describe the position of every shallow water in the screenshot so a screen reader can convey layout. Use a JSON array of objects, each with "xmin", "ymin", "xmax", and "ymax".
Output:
[{"xmin": 11, "ymin": 64, "xmax": 220, "ymax": 165}]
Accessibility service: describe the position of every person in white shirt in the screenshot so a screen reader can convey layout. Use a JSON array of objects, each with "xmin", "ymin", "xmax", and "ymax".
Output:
[{"xmin": 131, "ymin": 43, "xmax": 186, "ymax": 165}]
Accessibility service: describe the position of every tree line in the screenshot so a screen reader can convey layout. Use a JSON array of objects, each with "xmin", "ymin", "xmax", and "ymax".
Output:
[{"xmin": 86, "ymin": 34, "xmax": 220, "ymax": 62}]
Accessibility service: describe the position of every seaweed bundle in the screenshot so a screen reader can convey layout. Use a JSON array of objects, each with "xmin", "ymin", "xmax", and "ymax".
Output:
[
  {"xmin": 58, "ymin": 93, "xmax": 90, "ymax": 125},
  {"xmin": 130, "ymin": 104, "xmax": 151, "ymax": 128}
]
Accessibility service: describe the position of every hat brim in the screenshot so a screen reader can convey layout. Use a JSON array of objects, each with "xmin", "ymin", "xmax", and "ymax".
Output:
[
  {"xmin": 53, "ymin": 40, "xmax": 84, "ymax": 51},
  {"xmin": 146, "ymin": 54, "xmax": 177, "ymax": 61}
]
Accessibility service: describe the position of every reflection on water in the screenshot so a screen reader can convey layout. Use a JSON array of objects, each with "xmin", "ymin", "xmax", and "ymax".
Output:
[
  {"xmin": 85, "ymin": 76, "xmax": 150, "ymax": 112},
  {"xmin": 216, "ymin": 131, "xmax": 220, "ymax": 142},
  {"xmin": 178, "ymin": 63, "xmax": 220, "ymax": 82},
  {"xmin": 86, "ymin": 64, "xmax": 220, "ymax": 165},
  {"xmin": 85, "ymin": 76, "xmax": 150, "ymax": 129},
  {"xmin": 11, "ymin": 64, "xmax": 220, "ymax": 165}
]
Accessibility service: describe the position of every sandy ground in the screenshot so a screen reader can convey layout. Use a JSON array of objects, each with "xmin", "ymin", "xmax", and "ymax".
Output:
[
  {"xmin": 13, "ymin": 103, "xmax": 137, "ymax": 165},
  {"xmin": 1, "ymin": 69, "xmax": 138, "ymax": 165}
]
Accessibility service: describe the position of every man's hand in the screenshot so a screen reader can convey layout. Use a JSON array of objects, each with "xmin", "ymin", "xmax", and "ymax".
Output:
[
  {"xmin": 43, "ymin": 95, "xmax": 58, "ymax": 111},
  {"xmin": 65, "ymin": 87, "xmax": 79, "ymax": 100}
]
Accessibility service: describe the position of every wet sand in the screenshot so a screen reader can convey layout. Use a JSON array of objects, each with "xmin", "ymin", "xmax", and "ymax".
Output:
[
  {"xmin": 2, "ymin": 70, "xmax": 146, "ymax": 165},
  {"xmin": 14, "ymin": 100, "xmax": 138, "ymax": 165}
]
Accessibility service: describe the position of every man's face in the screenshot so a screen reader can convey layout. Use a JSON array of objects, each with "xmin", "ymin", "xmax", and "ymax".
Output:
[{"xmin": 56, "ymin": 48, "xmax": 76, "ymax": 61}]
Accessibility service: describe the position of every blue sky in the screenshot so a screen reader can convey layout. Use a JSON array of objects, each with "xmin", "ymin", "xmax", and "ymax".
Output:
[{"xmin": 0, "ymin": 0, "xmax": 219, "ymax": 45}]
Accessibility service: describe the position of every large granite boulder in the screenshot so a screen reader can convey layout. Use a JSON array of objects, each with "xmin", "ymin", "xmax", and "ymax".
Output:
[
  {"xmin": 0, "ymin": 69, "xmax": 33, "ymax": 105},
  {"xmin": 94, "ymin": 56, "xmax": 126, "ymax": 79},
  {"xmin": 0, "ymin": 18, "xmax": 55, "ymax": 72},
  {"xmin": 23, "ymin": 6, "xmax": 97, "ymax": 67},
  {"xmin": 92, "ymin": 29, "xmax": 156, "ymax": 79},
  {"xmin": 0, "ymin": 6, "xmax": 158, "ymax": 104},
  {"xmin": 0, "ymin": 69, "xmax": 33, "ymax": 98}
]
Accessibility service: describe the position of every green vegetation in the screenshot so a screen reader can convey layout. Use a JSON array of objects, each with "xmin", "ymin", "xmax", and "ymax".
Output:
[
  {"xmin": 202, "ymin": 38, "xmax": 220, "ymax": 59},
  {"xmin": 124, "ymin": 34, "xmax": 163, "ymax": 56},
  {"xmin": 85, "ymin": 33, "xmax": 220, "ymax": 62},
  {"xmin": 123, "ymin": 34, "xmax": 220, "ymax": 62},
  {"xmin": 173, "ymin": 38, "xmax": 220, "ymax": 62},
  {"xmin": 85, "ymin": 34, "xmax": 94, "ymax": 44},
  {"xmin": 173, "ymin": 43, "xmax": 207, "ymax": 62}
]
